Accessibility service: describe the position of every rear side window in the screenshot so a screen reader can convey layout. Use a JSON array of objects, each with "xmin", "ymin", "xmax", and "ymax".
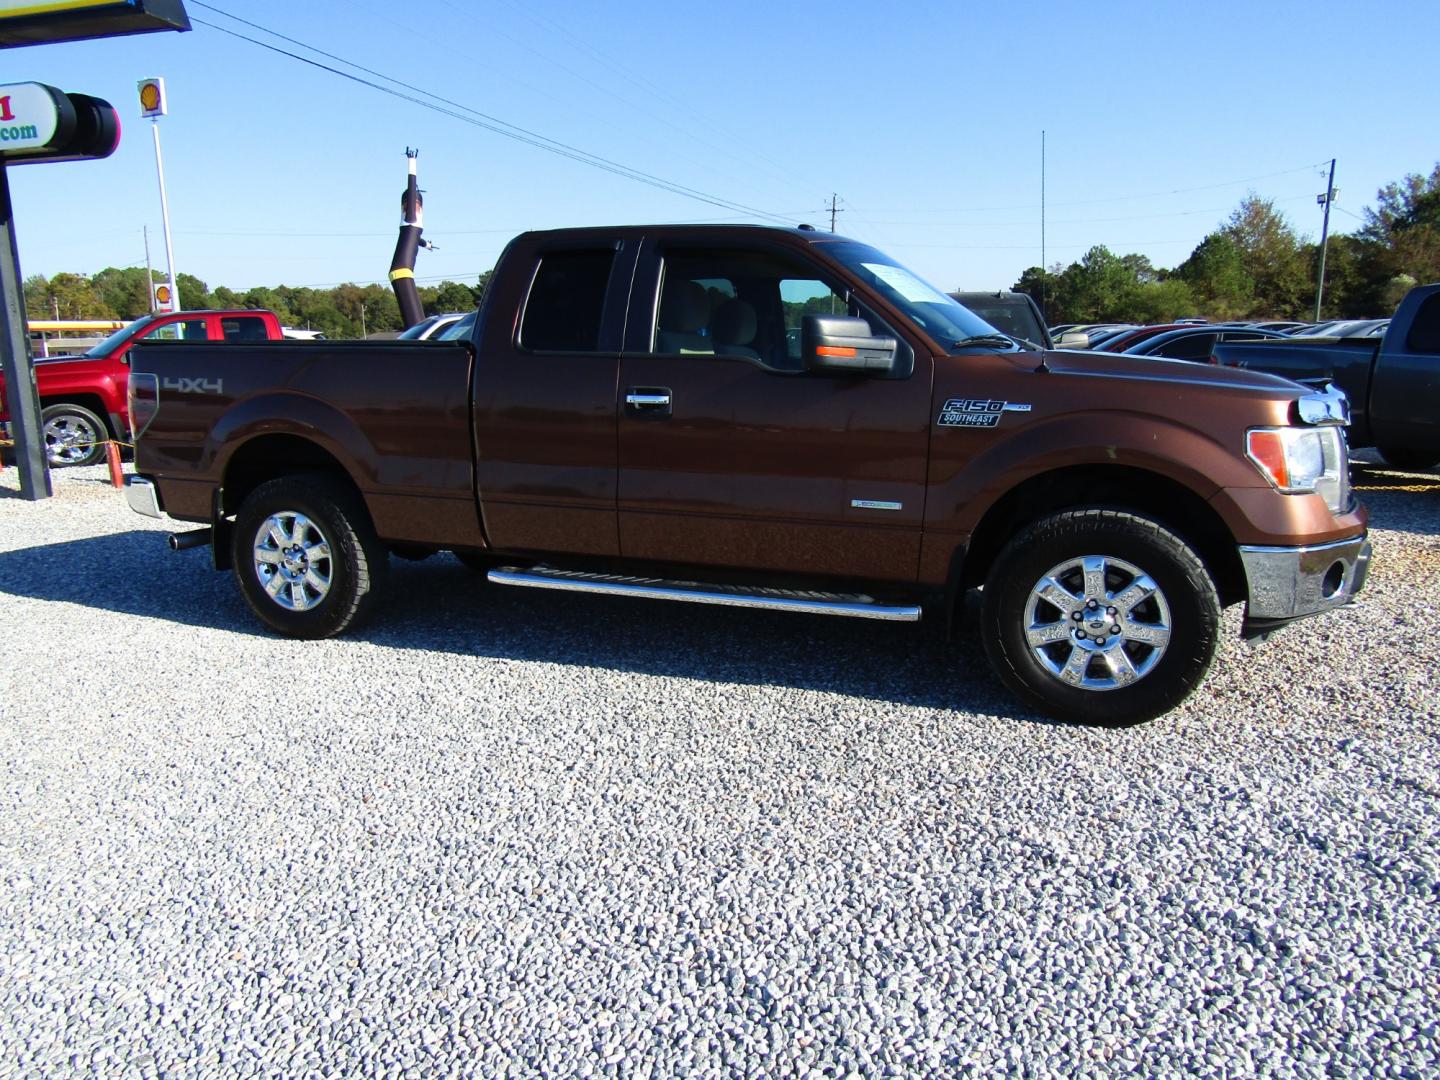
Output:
[
  {"xmin": 221, "ymin": 316, "xmax": 270, "ymax": 341},
  {"xmin": 519, "ymin": 249, "xmax": 614, "ymax": 352},
  {"xmin": 1407, "ymin": 294, "xmax": 1440, "ymax": 353}
]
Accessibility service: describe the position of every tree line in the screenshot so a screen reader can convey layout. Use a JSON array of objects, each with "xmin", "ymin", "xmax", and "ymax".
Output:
[
  {"xmin": 21, "ymin": 163, "xmax": 1439, "ymax": 333},
  {"xmin": 1015, "ymin": 162, "xmax": 1440, "ymax": 325},
  {"xmin": 23, "ymin": 266, "xmax": 493, "ymax": 338}
]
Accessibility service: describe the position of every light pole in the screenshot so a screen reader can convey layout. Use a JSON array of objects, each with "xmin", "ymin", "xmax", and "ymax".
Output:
[{"xmin": 138, "ymin": 78, "xmax": 179, "ymax": 312}]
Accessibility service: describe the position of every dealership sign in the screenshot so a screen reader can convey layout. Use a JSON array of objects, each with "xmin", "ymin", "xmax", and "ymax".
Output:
[
  {"xmin": 0, "ymin": 82, "xmax": 119, "ymax": 165},
  {"xmin": 0, "ymin": 82, "xmax": 59, "ymax": 149},
  {"xmin": 0, "ymin": 0, "xmax": 189, "ymax": 48}
]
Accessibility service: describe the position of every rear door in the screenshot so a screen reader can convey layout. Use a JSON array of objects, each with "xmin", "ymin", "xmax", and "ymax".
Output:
[
  {"xmin": 472, "ymin": 239, "xmax": 638, "ymax": 557},
  {"xmin": 615, "ymin": 239, "xmax": 933, "ymax": 583}
]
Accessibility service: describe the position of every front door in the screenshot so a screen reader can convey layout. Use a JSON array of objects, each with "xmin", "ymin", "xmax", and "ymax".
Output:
[{"xmin": 617, "ymin": 241, "xmax": 933, "ymax": 583}]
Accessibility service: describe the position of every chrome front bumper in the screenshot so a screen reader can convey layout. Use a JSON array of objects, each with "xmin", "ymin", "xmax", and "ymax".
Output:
[
  {"xmin": 124, "ymin": 474, "xmax": 163, "ymax": 519},
  {"xmin": 1239, "ymin": 534, "xmax": 1371, "ymax": 625}
]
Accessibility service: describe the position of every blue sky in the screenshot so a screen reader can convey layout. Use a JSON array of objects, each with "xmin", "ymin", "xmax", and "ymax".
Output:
[{"xmin": 5, "ymin": 0, "xmax": 1437, "ymax": 295}]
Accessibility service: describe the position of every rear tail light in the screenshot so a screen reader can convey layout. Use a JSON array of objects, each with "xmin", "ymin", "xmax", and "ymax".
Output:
[{"xmin": 128, "ymin": 371, "xmax": 159, "ymax": 441}]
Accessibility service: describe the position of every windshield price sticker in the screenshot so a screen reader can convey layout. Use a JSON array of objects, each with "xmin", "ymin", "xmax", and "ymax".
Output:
[{"xmin": 938, "ymin": 398, "xmax": 1031, "ymax": 428}]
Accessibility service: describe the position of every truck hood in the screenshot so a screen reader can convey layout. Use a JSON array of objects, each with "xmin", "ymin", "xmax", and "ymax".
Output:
[{"xmin": 1034, "ymin": 348, "xmax": 1305, "ymax": 395}]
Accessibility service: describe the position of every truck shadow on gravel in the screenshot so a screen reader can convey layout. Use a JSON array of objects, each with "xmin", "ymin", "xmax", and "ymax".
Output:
[{"xmin": 0, "ymin": 530, "xmax": 1030, "ymax": 719}]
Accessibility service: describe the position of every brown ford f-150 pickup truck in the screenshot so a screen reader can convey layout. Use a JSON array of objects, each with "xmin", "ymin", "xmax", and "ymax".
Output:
[{"xmin": 123, "ymin": 225, "xmax": 1370, "ymax": 725}]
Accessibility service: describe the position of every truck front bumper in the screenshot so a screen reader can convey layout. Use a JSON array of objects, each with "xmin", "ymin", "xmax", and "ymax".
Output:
[{"xmin": 1239, "ymin": 533, "xmax": 1371, "ymax": 638}]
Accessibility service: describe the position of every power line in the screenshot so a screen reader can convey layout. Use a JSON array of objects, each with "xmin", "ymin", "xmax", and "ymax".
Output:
[
  {"xmin": 855, "ymin": 162, "xmax": 1336, "ymax": 215},
  {"xmin": 190, "ymin": 5, "xmax": 795, "ymax": 225}
]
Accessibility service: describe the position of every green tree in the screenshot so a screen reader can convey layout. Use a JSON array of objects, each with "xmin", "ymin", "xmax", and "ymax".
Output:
[
  {"xmin": 1359, "ymin": 162, "xmax": 1440, "ymax": 286},
  {"xmin": 1129, "ymin": 278, "xmax": 1198, "ymax": 323},
  {"xmin": 1219, "ymin": 194, "xmax": 1309, "ymax": 317},
  {"xmin": 1176, "ymin": 234, "xmax": 1254, "ymax": 319},
  {"xmin": 1054, "ymin": 246, "xmax": 1137, "ymax": 322},
  {"xmin": 430, "ymin": 280, "xmax": 477, "ymax": 313},
  {"xmin": 1012, "ymin": 265, "xmax": 1062, "ymax": 324}
]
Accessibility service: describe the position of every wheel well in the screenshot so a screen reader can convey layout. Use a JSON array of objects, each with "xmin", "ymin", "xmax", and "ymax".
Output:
[
  {"xmin": 39, "ymin": 394, "xmax": 114, "ymax": 437},
  {"xmin": 959, "ymin": 465, "xmax": 1247, "ymax": 606},
  {"xmin": 221, "ymin": 435, "xmax": 362, "ymax": 517}
]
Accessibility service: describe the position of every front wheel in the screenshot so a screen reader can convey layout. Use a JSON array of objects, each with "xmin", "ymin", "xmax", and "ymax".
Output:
[
  {"xmin": 980, "ymin": 509, "xmax": 1221, "ymax": 726},
  {"xmin": 42, "ymin": 403, "xmax": 108, "ymax": 467},
  {"xmin": 232, "ymin": 474, "xmax": 388, "ymax": 639}
]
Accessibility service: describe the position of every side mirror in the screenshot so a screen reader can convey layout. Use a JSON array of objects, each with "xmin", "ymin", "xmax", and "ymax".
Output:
[{"xmin": 802, "ymin": 314, "xmax": 897, "ymax": 375}]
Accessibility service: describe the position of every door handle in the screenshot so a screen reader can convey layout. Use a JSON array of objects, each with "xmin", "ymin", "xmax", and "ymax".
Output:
[{"xmin": 625, "ymin": 389, "xmax": 671, "ymax": 408}]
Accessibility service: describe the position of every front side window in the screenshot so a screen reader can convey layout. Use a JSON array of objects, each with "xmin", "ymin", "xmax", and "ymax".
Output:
[
  {"xmin": 519, "ymin": 249, "xmax": 614, "ymax": 352},
  {"xmin": 654, "ymin": 250, "xmax": 856, "ymax": 371}
]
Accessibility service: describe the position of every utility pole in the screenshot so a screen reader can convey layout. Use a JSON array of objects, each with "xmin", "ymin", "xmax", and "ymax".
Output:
[
  {"xmin": 1314, "ymin": 159, "xmax": 1337, "ymax": 322},
  {"xmin": 828, "ymin": 193, "xmax": 842, "ymax": 233},
  {"xmin": 360, "ymin": 302, "xmax": 367, "ymax": 338}
]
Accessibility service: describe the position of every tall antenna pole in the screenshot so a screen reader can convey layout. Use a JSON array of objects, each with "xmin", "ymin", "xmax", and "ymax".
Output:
[
  {"xmin": 1040, "ymin": 130, "xmax": 1047, "ymax": 320},
  {"xmin": 1314, "ymin": 158, "xmax": 1337, "ymax": 322}
]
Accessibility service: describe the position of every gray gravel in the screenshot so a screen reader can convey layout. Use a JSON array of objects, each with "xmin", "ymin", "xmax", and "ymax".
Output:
[{"xmin": 1, "ymin": 459, "xmax": 1437, "ymax": 1078}]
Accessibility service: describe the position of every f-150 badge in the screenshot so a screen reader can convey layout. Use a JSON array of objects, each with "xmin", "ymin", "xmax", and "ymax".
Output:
[{"xmin": 937, "ymin": 398, "xmax": 1031, "ymax": 428}]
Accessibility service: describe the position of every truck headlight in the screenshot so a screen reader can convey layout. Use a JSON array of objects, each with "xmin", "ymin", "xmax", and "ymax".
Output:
[{"xmin": 1246, "ymin": 425, "xmax": 1348, "ymax": 512}]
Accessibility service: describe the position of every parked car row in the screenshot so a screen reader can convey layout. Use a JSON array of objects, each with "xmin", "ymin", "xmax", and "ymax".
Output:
[{"xmin": 1047, "ymin": 317, "xmax": 1393, "ymax": 355}]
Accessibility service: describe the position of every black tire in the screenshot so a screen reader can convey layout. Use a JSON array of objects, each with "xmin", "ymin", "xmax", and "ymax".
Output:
[
  {"xmin": 231, "ymin": 474, "xmax": 388, "ymax": 639},
  {"xmin": 980, "ymin": 509, "xmax": 1221, "ymax": 726},
  {"xmin": 41, "ymin": 403, "xmax": 108, "ymax": 467},
  {"xmin": 1377, "ymin": 447, "xmax": 1438, "ymax": 472}
]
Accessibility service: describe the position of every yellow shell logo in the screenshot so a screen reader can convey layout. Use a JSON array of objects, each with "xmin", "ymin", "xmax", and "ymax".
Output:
[
  {"xmin": 154, "ymin": 284, "xmax": 171, "ymax": 304},
  {"xmin": 139, "ymin": 83, "xmax": 160, "ymax": 111}
]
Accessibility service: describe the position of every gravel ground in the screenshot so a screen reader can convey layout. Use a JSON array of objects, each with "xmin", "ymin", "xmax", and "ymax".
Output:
[{"xmin": 0, "ymin": 458, "xmax": 1437, "ymax": 1078}]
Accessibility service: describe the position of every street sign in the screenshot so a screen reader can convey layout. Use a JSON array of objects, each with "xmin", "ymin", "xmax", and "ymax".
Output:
[
  {"xmin": 152, "ymin": 280, "xmax": 173, "ymax": 312},
  {"xmin": 137, "ymin": 76, "xmax": 165, "ymax": 118},
  {"xmin": 0, "ymin": 1, "xmax": 189, "ymax": 48}
]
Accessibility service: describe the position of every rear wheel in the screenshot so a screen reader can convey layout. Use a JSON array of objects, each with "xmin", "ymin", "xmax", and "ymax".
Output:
[
  {"xmin": 42, "ymin": 403, "xmax": 107, "ymax": 467},
  {"xmin": 232, "ymin": 474, "xmax": 388, "ymax": 638},
  {"xmin": 981, "ymin": 509, "xmax": 1220, "ymax": 726},
  {"xmin": 1378, "ymin": 446, "xmax": 1437, "ymax": 472}
]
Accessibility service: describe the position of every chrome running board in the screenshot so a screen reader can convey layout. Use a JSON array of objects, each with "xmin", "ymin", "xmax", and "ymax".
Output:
[{"xmin": 488, "ymin": 565, "xmax": 922, "ymax": 621}]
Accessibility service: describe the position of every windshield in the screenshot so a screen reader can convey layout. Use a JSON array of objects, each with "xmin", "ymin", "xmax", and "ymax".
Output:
[
  {"xmin": 436, "ymin": 311, "xmax": 476, "ymax": 341},
  {"xmin": 84, "ymin": 315, "xmax": 154, "ymax": 357},
  {"xmin": 820, "ymin": 241, "xmax": 1015, "ymax": 351}
]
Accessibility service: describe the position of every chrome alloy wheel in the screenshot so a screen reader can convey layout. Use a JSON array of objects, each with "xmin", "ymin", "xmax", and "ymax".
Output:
[
  {"xmin": 1023, "ymin": 554, "xmax": 1172, "ymax": 692},
  {"xmin": 252, "ymin": 510, "xmax": 333, "ymax": 611},
  {"xmin": 43, "ymin": 412, "xmax": 100, "ymax": 465}
]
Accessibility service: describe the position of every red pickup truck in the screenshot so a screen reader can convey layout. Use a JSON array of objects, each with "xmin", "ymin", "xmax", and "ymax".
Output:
[
  {"xmin": 0, "ymin": 308, "xmax": 282, "ymax": 467},
  {"xmin": 123, "ymin": 225, "xmax": 1370, "ymax": 725}
]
